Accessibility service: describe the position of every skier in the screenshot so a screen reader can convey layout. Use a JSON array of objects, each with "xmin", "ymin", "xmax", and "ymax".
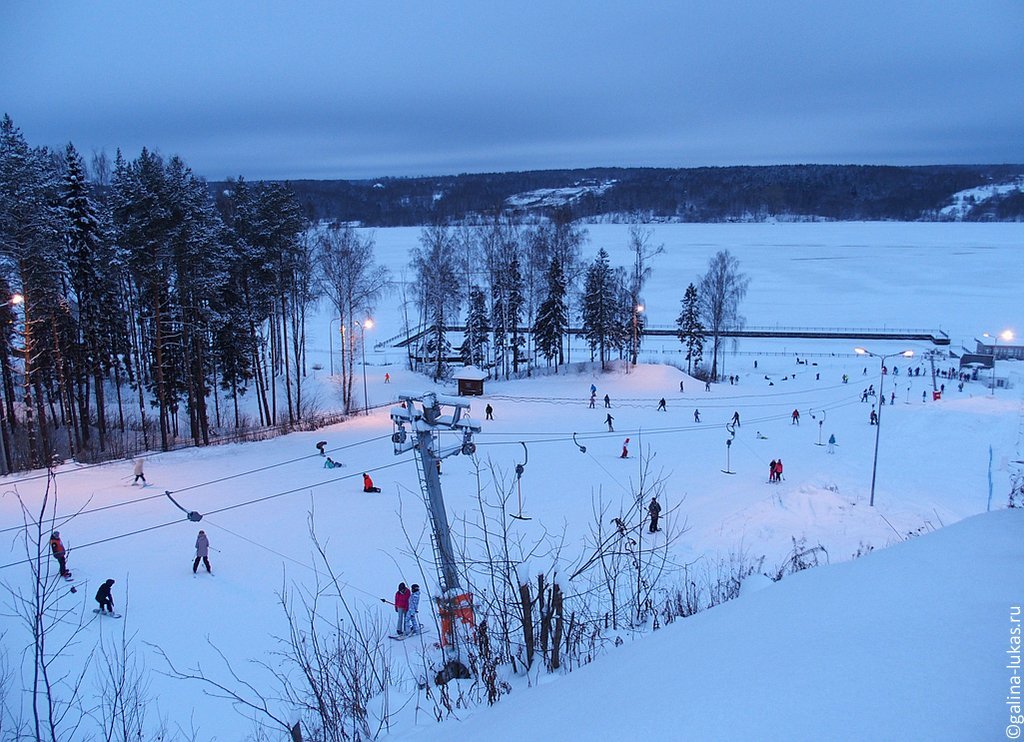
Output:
[
  {"xmin": 394, "ymin": 582, "xmax": 410, "ymax": 636},
  {"xmin": 95, "ymin": 579, "xmax": 116, "ymax": 615},
  {"xmin": 890, "ymin": 391, "xmax": 895, "ymax": 405},
  {"xmin": 647, "ymin": 497, "xmax": 662, "ymax": 533},
  {"xmin": 731, "ymin": 411, "xmax": 740, "ymax": 427},
  {"xmin": 193, "ymin": 529, "xmax": 212, "ymax": 575},
  {"xmin": 705, "ymin": 380, "xmax": 711, "ymax": 392},
  {"xmin": 590, "ymin": 383, "xmax": 597, "ymax": 396},
  {"xmin": 791, "ymin": 409, "xmax": 800, "ymax": 425},
  {"xmin": 769, "ymin": 459, "xmax": 777, "ymax": 483},
  {"xmin": 604, "ymin": 394, "xmax": 611, "ymax": 408},
  {"xmin": 861, "ymin": 389, "xmax": 868, "ymax": 403},
  {"xmin": 922, "ymin": 390, "xmax": 927, "ymax": 402},
  {"xmin": 604, "ymin": 413, "xmax": 614, "ymax": 432},
  {"xmin": 589, "ymin": 392, "xmax": 596, "ymax": 409},
  {"xmin": 679, "ymin": 380, "xmax": 685, "ymax": 393},
  {"xmin": 693, "ymin": 409, "xmax": 701, "ymax": 423},
  {"xmin": 50, "ymin": 531, "xmax": 70, "ymax": 578},
  {"xmin": 362, "ymin": 473, "xmax": 381, "ymax": 493},
  {"xmin": 620, "ymin": 438, "xmax": 630, "ymax": 458},
  {"xmin": 657, "ymin": 398, "xmax": 667, "ymax": 411},
  {"xmin": 323, "ymin": 456, "xmax": 342, "ymax": 469},
  {"xmin": 315, "ymin": 440, "xmax": 327, "ymax": 456},
  {"xmin": 775, "ymin": 459, "xmax": 784, "ymax": 481},
  {"xmin": 870, "ymin": 409, "xmax": 878, "ymax": 425},
  {"xmin": 131, "ymin": 457, "xmax": 146, "ymax": 485},
  {"xmin": 827, "ymin": 434, "xmax": 836, "ymax": 454},
  {"xmin": 485, "ymin": 403, "xmax": 494, "ymax": 420},
  {"xmin": 407, "ymin": 584, "xmax": 421, "ymax": 635},
  {"xmin": 384, "ymin": 372, "xmax": 390, "ymax": 384}
]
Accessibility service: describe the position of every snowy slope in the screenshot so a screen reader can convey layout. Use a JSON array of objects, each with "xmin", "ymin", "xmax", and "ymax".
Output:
[
  {"xmin": 940, "ymin": 177, "xmax": 1024, "ymax": 220},
  {"xmin": 398, "ymin": 508, "xmax": 1024, "ymax": 741}
]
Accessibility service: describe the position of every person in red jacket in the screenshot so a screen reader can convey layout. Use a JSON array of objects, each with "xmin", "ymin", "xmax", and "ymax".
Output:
[
  {"xmin": 775, "ymin": 459, "xmax": 784, "ymax": 481},
  {"xmin": 363, "ymin": 473, "xmax": 381, "ymax": 493},
  {"xmin": 620, "ymin": 438, "xmax": 630, "ymax": 458},
  {"xmin": 394, "ymin": 582, "xmax": 410, "ymax": 635},
  {"xmin": 50, "ymin": 531, "xmax": 70, "ymax": 577}
]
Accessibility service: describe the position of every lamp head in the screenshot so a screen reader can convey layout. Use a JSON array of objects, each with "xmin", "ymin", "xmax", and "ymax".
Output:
[
  {"xmin": 854, "ymin": 347, "xmax": 867, "ymax": 356},
  {"xmin": 1001, "ymin": 330, "xmax": 1014, "ymax": 342},
  {"xmin": 901, "ymin": 350, "xmax": 914, "ymax": 358},
  {"xmin": 10, "ymin": 294, "xmax": 23, "ymax": 306}
]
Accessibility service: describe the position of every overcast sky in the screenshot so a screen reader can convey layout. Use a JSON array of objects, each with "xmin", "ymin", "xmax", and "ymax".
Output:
[{"xmin": 2, "ymin": 2, "xmax": 1022, "ymax": 180}]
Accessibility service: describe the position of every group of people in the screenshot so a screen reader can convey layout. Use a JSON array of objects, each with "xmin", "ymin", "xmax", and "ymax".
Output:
[
  {"xmin": 391, "ymin": 582, "xmax": 421, "ymax": 637},
  {"xmin": 768, "ymin": 459, "xmax": 784, "ymax": 483}
]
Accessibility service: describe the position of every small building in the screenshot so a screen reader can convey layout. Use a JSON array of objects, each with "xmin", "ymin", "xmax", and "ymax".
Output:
[
  {"xmin": 453, "ymin": 366, "xmax": 487, "ymax": 396},
  {"xmin": 974, "ymin": 338, "xmax": 1024, "ymax": 361}
]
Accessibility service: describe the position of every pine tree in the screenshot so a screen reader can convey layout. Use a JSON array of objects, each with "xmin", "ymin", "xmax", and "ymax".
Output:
[
  {"xmin": 580, "ymin": 248, "xmax": 617, "ymax": 370},
  {"xmin": 534, "ymin": 258, "xmax": 568, "ymax": 369},
  {"xmin": 460, "ymin": 286, "xmax": 490, "ymax": 370},
  {"xmin": 676, "ymin": 283, "xmax": 704, "ymax": 375}
]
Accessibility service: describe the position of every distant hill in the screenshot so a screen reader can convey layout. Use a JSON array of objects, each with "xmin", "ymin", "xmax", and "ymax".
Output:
[{"xmin": 210, "ymin": 164, "xmax": 1024, "ymax": 226}]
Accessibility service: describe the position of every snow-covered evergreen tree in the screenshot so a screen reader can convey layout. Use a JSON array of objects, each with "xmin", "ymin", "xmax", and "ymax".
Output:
[
  {"xmin": 534, "ymin": 258, "xmax": 568, "ymax": 369},
  {"xmin": 676, "ymin": 282, "xmax": 704, "ymax": 375},
  {"xmin": 460, "ymin": 285, "xmax": 490, "ymax": 371},
  {"xmin": 581, "ymin": 248, "xmax": 618, "ymax": 370}
]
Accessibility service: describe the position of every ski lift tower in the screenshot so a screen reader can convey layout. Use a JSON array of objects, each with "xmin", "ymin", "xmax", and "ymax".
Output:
[{"xmin": 391, "ymin": 391, "xmax": 480, "ymax": 662}]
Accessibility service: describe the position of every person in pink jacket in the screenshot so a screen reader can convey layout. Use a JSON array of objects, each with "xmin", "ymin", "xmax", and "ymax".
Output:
[{"xmin": 394, "ymin": 583, "xmax": 410, "ymax": 635}]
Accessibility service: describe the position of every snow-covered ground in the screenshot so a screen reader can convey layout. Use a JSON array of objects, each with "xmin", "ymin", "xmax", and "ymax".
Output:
[
  {"xmin": 1, "ymin": 222, "xmax": 1021, "ymax": 740},
  {"xmin": 940, "ymin": 177, "xmax": 1024, "ymax": 220}
]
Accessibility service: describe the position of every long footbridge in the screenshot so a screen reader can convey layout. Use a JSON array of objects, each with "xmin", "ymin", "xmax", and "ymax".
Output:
[{"xmin": 376, "ymin": 324, "xmax": 950, "ymax": 350}]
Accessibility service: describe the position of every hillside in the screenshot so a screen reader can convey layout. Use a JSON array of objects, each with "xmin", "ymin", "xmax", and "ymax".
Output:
[{"xmin": 214, "ymin": 164, "xmax": 1024, "ymax": 225}]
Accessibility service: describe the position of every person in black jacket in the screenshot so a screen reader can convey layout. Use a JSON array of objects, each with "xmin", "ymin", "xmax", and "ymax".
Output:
[
  {"xmin": 648, "ymin": 498, "xmax": 662, "ymax": 533},
  {"xmin": 96, "ymin": 579, "xmax": 116, "ymax": 614}
]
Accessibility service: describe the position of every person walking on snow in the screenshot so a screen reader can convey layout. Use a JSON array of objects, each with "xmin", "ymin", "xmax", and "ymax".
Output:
[
  {"xmin": 95, "ymin": 579, "xmax": 116, "ymax": 614},
  {"xmin": 647, "ymin": 497, "xmax": 662, "ymax": 533},
  {"xmin": 363, "ymin": 473, "xmax": 381, "ymax": 493},
  {"xmin": 604, "ymin": 394, "xmax": 611, "ymax": 408},
  {"xmin": 657, "ymin": 398, "xmax": 667, "ymax": 411},
  {"xmin": 827, "ymin": 434, "xmax": 836, "ymax": 454},
  {"xmin": 407, "ymin": 584, "xmax": 421, "ymax": 635},
  {"xmin": 791, "ymin": 409, "xmax": 800, "ymax": 425},
  {"xmin": 132, "ymin": 457, "xmax": 146, "ymax": 485},
  {"xmin": 193, "ymin": 529, "xmax": 212, "ymax": 575},
  {"xmin": 485, "ymin": 403, "xmax": 494, "ymax": 420},
  {"xmin": 50, "ymin": 531, "xmax": 70, "ymax": 577},
  {"xmin": 605, "ymin": 413, "xmax": 614, "ymax": 432},
  {"xmin": 693, "ymin": 409, "xmax": 701, "ymax": 423},
  {"xmin": 620, "ymin": 438, "xmax": 630, "ymax": 458},
  {"xmin": 394, "ymin": 582, "xmax": 410, "ymax": 636}
]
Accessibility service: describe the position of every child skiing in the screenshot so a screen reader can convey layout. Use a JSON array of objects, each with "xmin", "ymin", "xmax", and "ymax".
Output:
[
  {"xmin": 50, "ymin": 531, "xmax": 71, "ymax": 578},
  {"xmin": 620, "ymin": 438, "xmax": 630, "ymax": 458},
  {"xmin": 394, "ymin": 582, "xmax": 410, "ymax": 636},
  {"xmin": 693, "ymin": 409, "xmax": 701, "ymax": 423},
  {"xmin": 95, "ymin": 579, "xmax": 117, "ymax": 616},
  {"xmin": 791, "ymin": 409, "xmax": 800, "ymax": 425},
  {"xmin": 605, "ymin": 413, "xmax": 614, "ymax": 432},
  {"xmin": 485, "ymin": 404, "xmax": 494, "ymax": 420},
  {"xmin": 769, "ymin": 459, "xmax": 777, "ymax": 483},
  {"xmin": 731, "ymin": 411, "xmax": 740, "ymax": 426},
  {"xmin": 827, "ymin": 434, "xmax": 837, "ymax": 454},
  {"xmin": 657, "ymin": 398, "xmax": 667, "ymax": 411},
  {"xmin": 604, "ymin": 394, "xmax": 611, "ymax": 408},
  {"xmin": 363, "ymin": 473, "xmax": 381, "ymax": 493},
  {"xmin": 193, "ymin": 529, "xmax": 212, "ymax": 575},
  {"xmin": 132, "ymin": 457, "xmax": 146, "ymax": 485},
  {"xmin": 407, "ymin": 584, "xmax": 421, "ymax": 635}
]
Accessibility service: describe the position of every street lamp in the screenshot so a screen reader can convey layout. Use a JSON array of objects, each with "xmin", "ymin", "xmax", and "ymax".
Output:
[
  {"xmin": 3, "ymin": 294, "xmax": 23, "ymax": 309},
  {"xmin": 355, "ymin": 318, "xmax": 374, "ymax": 415},
  {"xmin": 982, "ymin": 330, "xmax": 1014, "ymax": 395},
  {"xmin": 631, "ymin": 303, "xmax": 644, "ymax": 369},
  {"xmin": 328, "ymin": 317, "xmax": 342, "ymax": 376},
  {"xmin": 854, "ymin": 347, "xmax": 913, "ymax": 507}
]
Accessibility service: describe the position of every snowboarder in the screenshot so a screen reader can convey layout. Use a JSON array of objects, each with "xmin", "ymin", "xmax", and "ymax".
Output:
[
  {"xmin": 827, "ymin": 434, "xmax": 836, "ymax": 454},
  {"xmin": 648, "ymin": 497, "xmax": 662, "ymax": 533},
  {"xmin": 604, "ymin": 413, "xmax": 614, "ymax": 432},
  {"xmin": 363, "ymin": 473, "xmax": 381, "ymax": 493},
  {"xmin": 95, "ymin": 579, "xmax": 116, "ymax": 615},
  {"xmin": 394, "ymin": 582, "xmax": 410, "ymax": 636},
  {"xmin": 50, "ymin": 531, "xmax": 70, "ymax": 578},
  {"xmin": 791, "ymin": 409, "xmax": 800, "ymax": 425},
  {"xmin": 604, "ymin": 394, "xmax": 611, "ymax": 408},
  {"xmin": 193, "ymin": 529, "xmax": 212, "ymax": 575},
  {"xmin": 731, "ymin": 411, "xmax": 740, "ymax": 427},
  {"xmin": 315, "ymin": 441, "xmax": 327, "ymax": 456},
  {"xmin": 323, "ymin": 456, "xmax": 342, "ymax": 469},
  {"xmin": 384, "ymin": 372, "xmax": 390, "ymax": 384},
  {"xmin": 869, "ymin": 409, "xmax": 878, "ymax": 425},
  {"xmin": 769, "ymin": 459, "xmax": 777, "ymax": 483},
  {"xmin": 693, "ymin": 409, "xmax": 701, "ymax": 423},
  {"xmin": 485, "ymin": 403, "xmax": 494, "ymax": 420},
  {"xmin": 131, "ymin": 457, "xmax": 146, "ymax": 485},
  {"xmin": 657, "ymin": 398, "xmax": 667, "ymax": 411},
  {"xmin": 407, "ymin": 584, "xmax": 421, "ymax": 635},
  {"xmin": 620, "ymin": 438, "xmax": 630, "ymax": 458}
]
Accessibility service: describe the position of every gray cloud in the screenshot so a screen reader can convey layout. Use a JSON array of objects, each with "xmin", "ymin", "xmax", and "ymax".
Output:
[{"xmin": 2, "ymin": 1, "xmax": 1021, "ymax": 179}]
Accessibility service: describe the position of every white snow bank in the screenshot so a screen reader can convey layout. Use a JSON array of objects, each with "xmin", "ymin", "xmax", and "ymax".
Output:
[{"xmin": 397, "ymin": 508, "xmax": 1024, "ymax": 741}]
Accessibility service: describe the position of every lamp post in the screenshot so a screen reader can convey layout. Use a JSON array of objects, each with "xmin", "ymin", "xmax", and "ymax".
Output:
[
  {"xmin": 982, "ymin": 330, "xmax": 1014, "ymax": 396},
  {"xmin": 328, "ymin": 317, "xmax": 343, "ymax": 376},
  {"xmin": 855, "ymin": 347, "xmax": 913, "ymax": 507},
  {"xmin": 355, "ymin": 318, "xmax": 373, "ymax": 415},
  {"xmin": 631, "ymin": 303, "xmax": 644, "ymax": 370}
]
